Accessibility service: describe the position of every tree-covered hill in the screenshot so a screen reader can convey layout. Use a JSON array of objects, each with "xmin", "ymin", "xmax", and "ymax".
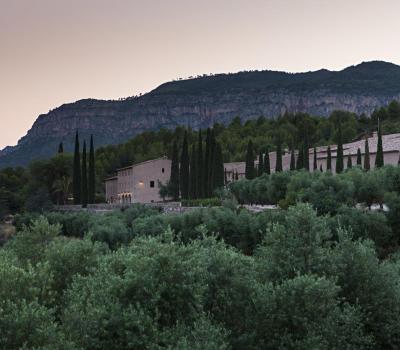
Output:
[{"xmin": 2, "ymin": 61, "xmax": 400, "ymax": 168}]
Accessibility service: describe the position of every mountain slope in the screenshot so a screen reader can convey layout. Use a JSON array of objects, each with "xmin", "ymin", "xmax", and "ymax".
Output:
[{"xmin": 2, "ymin": 61, "xmax": 400, "ymax": 168}]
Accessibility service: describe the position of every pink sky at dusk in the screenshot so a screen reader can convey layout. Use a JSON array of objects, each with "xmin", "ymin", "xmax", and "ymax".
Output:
[{"xmin": 1, "ymin": 0, "xmax": 400, "ymax": 149}]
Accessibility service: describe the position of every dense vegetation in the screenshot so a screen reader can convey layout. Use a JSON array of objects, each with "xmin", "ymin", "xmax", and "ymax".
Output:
[{"xmin": 4, "ymin": 176, "xmax": 400, "ymax": 348}]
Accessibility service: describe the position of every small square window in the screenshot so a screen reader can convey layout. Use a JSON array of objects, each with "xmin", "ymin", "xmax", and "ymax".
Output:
[{"xmin": 150, "ymin": 181, "xmax": 155, "ymax": 188}]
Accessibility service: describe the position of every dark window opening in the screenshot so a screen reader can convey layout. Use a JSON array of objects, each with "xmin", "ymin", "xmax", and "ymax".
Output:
[
  {"xmin": 162, "ymin": 168, "xmax": 165, "ymax": 173},
  {"xmin": 150, "ymin": 181, "xmax": 155, "ymax": 188}
]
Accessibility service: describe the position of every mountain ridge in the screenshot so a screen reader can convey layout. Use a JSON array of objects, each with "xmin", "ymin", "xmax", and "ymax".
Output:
[{"xmin": 2, "ymin": 60, "xmax": 400, "ymax": 168}]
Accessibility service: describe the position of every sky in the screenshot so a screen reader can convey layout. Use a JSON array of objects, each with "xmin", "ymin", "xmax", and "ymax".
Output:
[{"xmin": 1, "ymin": 0, "xmax": 400, "ymax": 149}]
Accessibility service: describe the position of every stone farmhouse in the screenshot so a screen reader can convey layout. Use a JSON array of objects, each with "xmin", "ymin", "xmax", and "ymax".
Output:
[
  {"xmin": 224, "ymin": 132, "xmax": 400, "ymax": 181},
  {"xmin": 105, "ymin": 133, "xmax": 400, "ymax": 204},
  {"xmin": 105, "ymin": 157, "xmax": 171, "ymax": 204}
]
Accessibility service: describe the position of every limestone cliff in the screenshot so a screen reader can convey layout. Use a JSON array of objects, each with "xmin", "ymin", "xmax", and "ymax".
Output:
[{"xmin": 2, "ymin": 61, "xmax": 400, "ymax": 167}]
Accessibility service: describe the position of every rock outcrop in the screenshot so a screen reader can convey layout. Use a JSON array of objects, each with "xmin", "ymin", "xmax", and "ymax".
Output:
[{"xmin": 2, "ymin": 61, "xmax": 400, "ymax": 167}]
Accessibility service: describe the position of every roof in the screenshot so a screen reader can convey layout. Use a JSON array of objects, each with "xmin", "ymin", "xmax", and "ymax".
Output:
[{"xmin": 116, "ymin": 156, "xmax": 169, "ymax": 172}]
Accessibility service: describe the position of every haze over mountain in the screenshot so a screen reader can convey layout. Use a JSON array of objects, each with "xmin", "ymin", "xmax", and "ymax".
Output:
[{"xmin": 2, "ymin": 60, "xmax": 400, "ymax": 168}]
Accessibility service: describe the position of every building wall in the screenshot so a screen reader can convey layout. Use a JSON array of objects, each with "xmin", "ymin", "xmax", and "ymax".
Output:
[
  {"xmin": 105, "ymin": 178, "xmax": 118, "ymax": 203},
  {"xmin": 131, "ymin": 158, "xmax": 171, "ymax": 203}
]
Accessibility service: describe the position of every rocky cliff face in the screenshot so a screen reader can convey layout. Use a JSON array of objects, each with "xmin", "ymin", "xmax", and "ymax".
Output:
[{"xmin": 2, "ymin": 61, "xmax": 400, "ymax": 167}]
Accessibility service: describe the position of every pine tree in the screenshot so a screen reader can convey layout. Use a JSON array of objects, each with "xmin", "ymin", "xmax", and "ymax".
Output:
[
  {"xmin": 81, "ymin": 141, "xmax": 88, "ymax": 208},
  {"xmin": 258, "ymin": 151, "xmax": 264, "ymax": 176},
  {"xmin": 212, "ymin": 142, "xmax": 224, "ymax": 190},
  {"xmin": 347, "ymin": 154, "xmax": 352, "ymax": 169},
  {"xmin": 296, "ymin": 144, "xmax": 304, "ymax": 170},
  {"xmin": 327, "ymin": 146, "xmax": 332, "ymax": 171},
  {"xmin": 356, "ymin": 148, "xmax": 362, "ymax": 166},
  {"xmin": 72, "ymin": 131, "xmax": 81, "ymax": 204},
  {"xmin": 336, "ymin": 123, "xmax": 344, "ymax": 174},
  {"xmin": 375, "ymin": 126, "xmax": 384, "ymax": 168},
  {"xmin": 364, "ymin": 138, "xmax": 370, "ymax": 171},
  {"xmin": 290, "ymin": 148, "xmax": 296, "ymax": 171},
  {"xmin": 313, "ymin": 147, "xmax": 317, "ymax": 171},
  {"xmin": 179, "ymin": 132, "xmax": 190, "ymax": 199},
  {"xmin": 245, "ymin": 140, "xmax": 255, "ymax": 179},
  {"xmin": 58, "ymin": 142, "xmax": 64, "ymax": 154},
  {"xmin": 197, "ymin": 131, "xmax": 203, "ymax": 198},
  {"xmin": 264, "ymin": 149, "xmax": 271, "ymax": 174},
  {"xmin": 275, "ymin": 141, "xmax": 283, "ymax": 172},
  {"xmin": 189, "ymin": 144, "xmax": 197, "ymax": 199},
  {"xmin": 170, "ymin": 140, "xmax": 180, "ymax": 200},
  {"xmin": 88, "ymin": 135, "xmax": 95, "ymax": 204},
  {"xmin": 204, "ymin": 129, "xmax": 211, "ymax": 197}
]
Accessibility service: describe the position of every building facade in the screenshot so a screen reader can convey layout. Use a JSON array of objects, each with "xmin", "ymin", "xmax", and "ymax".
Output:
[{"xmin": 105, "ymin": 157, "xmax": 171, "ymax": 204}]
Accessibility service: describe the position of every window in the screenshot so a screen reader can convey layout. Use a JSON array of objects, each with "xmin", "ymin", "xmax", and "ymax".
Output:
[
  {"xmin": 162, "ymin": 168, "xmax": 165, "ymax": 173},
  {"xmin": 150, "ymin": 181, "xmax": 155, "ymax": 188}
]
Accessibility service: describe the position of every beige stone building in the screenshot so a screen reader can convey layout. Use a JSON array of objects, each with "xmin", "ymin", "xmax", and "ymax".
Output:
[
  {"xmin": 105, "ymin": 157, "xmax": 171, "ymax": 204},
  {"xmin": 224, "ymin": 132, "xmax": 400, "ymax": 181}
]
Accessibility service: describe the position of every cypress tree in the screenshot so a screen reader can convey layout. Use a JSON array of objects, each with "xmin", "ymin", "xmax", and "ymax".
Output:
[
  {"xmin": 245, "ymin": 140, "xmax": 255, "ymax": 179},
  {"xmin": 189, "ymin": 144, "xmax": 197, "ymax": 199},
  {"xmin": 208, "ymin": 130, "xmax": 216, "ymax": 196},
  {"xmin": 170, "ymin": 140, "xmax": 180, "ymax": 200},
  {"xmin": 290, "ymin": 148, "xmax": 296, "ymax": 171},
  {"xmin": 320, "ymin": 164, "xmax": 323, "ymax": 172},
  {"xmin": 313, "ymin": 147, "xmax": 317, "ymax": 171},
  {"xmin": 204, "ymin": 129, "xmax": 211, "ymax": 197},
  {"xmin": 258, "ymin": 151, "xmax": 264, "ymax": 176},
  {"xmin": 304, "ymin": 135, "xmax": 310, "ymax": 171},
  {"xmin": 179, "ymin": 132, "xmax": 190, "ymax": 199},
  {"xmin": 58, "ymin": 142, "xmax": 64, "ymax": 153},
  {"xmin": 72, "ymin": 131, "xmax": 81, "ymax": 204},
  {"xmin": 356, "ymin": 148, "xmax": 362, "ymax": 166},
  {"xmin": 327, "ymin": 146, "xmax": 332, "ymax": 171},
  {"xmin": 364, "ymin": 138, "xmax": 370, "ymax": 171},
  {"xmin": 296, "ymin": 144, "xmax": 304, "ymax": 170},
  {"xmin": 336, "ymin": 123, "xmax": 344, "ymax": 174},
  {"xmin": 375, "ymin": 126, "xmax": 384, "ymax": 168},
  {"xmin": 197, "ymin": 131, "xmax": 204, "ymax": 198},
  {"xmin": 88, "ymin": 135, "xmax": 96, "ymax": 204},
  {"xmin": 235, "ymin": 170, "xmax": 239, "ymax": 181},
  {"xmin": 81, "ymin": 141, "xmax": 88, "ymax": 208},
  {"xmin": 212, "ymin": 142, "xmax": 224, "ymax": 190},
  {"xmin": 347, "ymin": 154, "xmax": 352, "ymax": 169},
  {"xmin": 264, "ymin": 149, "xmax": 271, "ymax": 174},
  {"xmin": 275, "ymin": 141, "xmax": 283, "ymax": 172}
]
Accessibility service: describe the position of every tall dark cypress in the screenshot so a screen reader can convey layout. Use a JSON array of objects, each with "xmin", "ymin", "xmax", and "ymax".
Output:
[
  {"xmin": 189, "ymin": 144, "xmax": 197, "ymax": 199},
  {"xmin": 296, "ymin": 144, "xmax": 304, "ymax": 170},
  {"xmin": 88, "ymin": 135, "xmax": 96, "ymax": 204},
  {"xmin": 313, "ymin": 147, "xmax": 317, "ymax": 171},
  {"xmin": 290, "ymin": 148, "xmax": 296, "ymax": 171},
  {"xmin": 58, "ymin": 142, "xmax": 64, "ymax": 154},
  {"xmin": 258, "ymin": 151, "xmax": 264, "ymax": 176},
  {"xmin": 72, "ymin": 131, "xmax": 81, "ymax": 204},
  {"xmin": 375, "ymin": 126, "xmax": 384, "ymax": 168},
  {"xmin": 356, "ymin": 148, "xmax": 362, "ymax": 166},
  {"xmin": 204, "ymin": 129, "xmax": 211, "ymax": 197},
  {"xmin": 81, "ymin": 141, "xmax": 88, "ymax": 208},
  {"xmin": 364, "ymin": 138, "xmax": 370, "ymax": 171},
  {"xmin": 327, "ymin": 146, "xmax": 332, "ymax": 171},
  {"xmin": 304, "ymin": 135, "xmax": 310, "ymax": 171},
  {"xmin": 197, "ymin": 131, "xmax": 204, "ymax": 198},
  {"xmin": 179, "ymin": 132, "xmax": 190, "ymax": 199},
  {"xmin": 347, "ymin": 154, "xmax": 352, "ymax": 169},
  {"xmin": 212, "ymin": 142, "xmax": 224, "ymax": 190},
  {"xmin": 264, "ymin": 149, "xmax": 271, "ymax": 174},
  {"xmin": 275, "ymin": 141, "xmax": 283, "ymax": 172},
  {"xmin": 336, "ymin": 124, "xmax": 344, "ymax": 174},
  {"xmin": 208, "ymin": 130, "xmax": 216, "ymax": 196},
  {"xmin": 245, "ymin": 140, "xmax": 255, "ymax": 179},
  {"xmin": 170, "ymin": 140, "xmax": 180, "ymax": 200}
]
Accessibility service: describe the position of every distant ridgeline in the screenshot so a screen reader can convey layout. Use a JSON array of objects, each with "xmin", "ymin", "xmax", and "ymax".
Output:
[{"xmin": 2, "ymin": 60, "xmax": 400, "ymax": 168}]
